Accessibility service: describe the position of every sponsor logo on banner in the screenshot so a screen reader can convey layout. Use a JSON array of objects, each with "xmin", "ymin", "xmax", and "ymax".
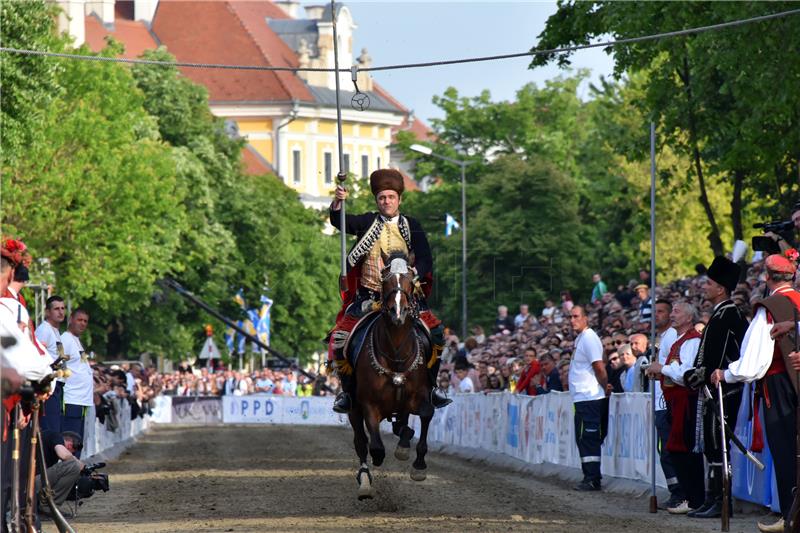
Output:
[{"xmin": 222, "ymin": 395, "xmax": 347, "ymax": 426}]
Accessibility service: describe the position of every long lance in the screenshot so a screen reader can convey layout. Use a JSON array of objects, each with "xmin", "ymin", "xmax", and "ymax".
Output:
[
  {"xmin": 161, "ymin": 279, "xmax": 334, "ymax": 393},
  {"xmin": 648, "ymin": 121, "xmax": 658, "ymax": 514},
  {"xmin": 331, "ymin": 0, "xmax": 348, "ymax": 295}
]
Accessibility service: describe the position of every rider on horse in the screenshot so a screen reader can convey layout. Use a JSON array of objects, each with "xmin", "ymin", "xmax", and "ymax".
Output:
[{"xmin": 327, "ymin": 168, "xmax": 451, "ymax": 414}]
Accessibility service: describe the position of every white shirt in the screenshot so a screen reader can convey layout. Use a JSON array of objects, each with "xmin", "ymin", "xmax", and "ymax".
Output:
[
  {"xmin": 458, "ymin": 376, "xmax": 475, "ymax": 393},
  {"xmin": 569, "ymin": 328, "xmax": 605, "ymax": 402},
  {"xmin": 35, "ymin": 320, "xmax": 62, "ymax": 363},
  {"xmin": 661, "ymin": 331, "xmax": 700, "ymax": 386},
  {"xmin": 655, "ymin": 327, "xmax": 678, "ymax": 411},
  {"xmin": 724, "ymin": 285, "xmax": 793, "ymax": 384},
  {"xmin": 62, "ymin": 331, "xmax": 93, "ymax": 406}
]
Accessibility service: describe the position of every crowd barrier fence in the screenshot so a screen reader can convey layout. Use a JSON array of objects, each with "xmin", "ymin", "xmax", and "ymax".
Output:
[
  {"xmin": 149, "ymin": 390, "xmax": 781, "ymax": 512},
  {"xmin": 82, "ymin": 397, "xmax": 151, "ymax": 459}
]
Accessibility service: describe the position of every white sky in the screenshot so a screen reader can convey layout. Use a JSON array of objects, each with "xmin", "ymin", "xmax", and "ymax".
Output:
[{"xmin": 318, "ymin": 1, "xmax": 617, "ymax": 124}]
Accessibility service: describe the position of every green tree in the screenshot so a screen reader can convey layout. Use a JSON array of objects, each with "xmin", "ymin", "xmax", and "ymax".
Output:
[{"xmin": 531, "ymin": 1, "xmax": 800, "ymax": 255}]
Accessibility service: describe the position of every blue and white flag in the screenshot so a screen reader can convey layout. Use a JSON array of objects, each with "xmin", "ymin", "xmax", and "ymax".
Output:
[
  {"xmin": 445, "ymin": 213, "xmax": 461, "ymax": 237},
  {"xmin": 224, "ymin": 328, "xmax": 235, "ymax": 354},
  {"xmin": 257, "ymin": 295, "xmax": 273, "ymax": 350}
]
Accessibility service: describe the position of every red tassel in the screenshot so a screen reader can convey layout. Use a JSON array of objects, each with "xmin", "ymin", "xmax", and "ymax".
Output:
[{"xmin": 751, "ymin": 395, "xmax": 765, "ymax": 453}]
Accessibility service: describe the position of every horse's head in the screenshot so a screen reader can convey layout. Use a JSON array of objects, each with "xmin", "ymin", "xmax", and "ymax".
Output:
[{"xmin": 380, "ymin": 251, "xmax": 417, "ymax": 326}]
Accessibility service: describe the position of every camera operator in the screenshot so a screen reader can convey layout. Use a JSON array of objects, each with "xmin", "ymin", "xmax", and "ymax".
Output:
[
  {"xmin": 36, "ymin": 430, "xmax": 84, "ymax": 513},
  {"xmin": 755, "ymin": 202, "xmax": 800, "ymax": 254}
]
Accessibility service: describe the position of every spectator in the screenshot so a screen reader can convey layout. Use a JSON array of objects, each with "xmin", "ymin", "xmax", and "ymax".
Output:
[
  {"xmin": 635, "ymin": 284, "xmax": 653, "ymax": 323},
  {"xmin": 560, "ymin": 290, "xmax": 574, "ymax": 315},
  {"xmin": 35, "ymin": 295, "xmax": 67, "ymax": 434},
  {"xmin": 568, "ymin": 305, "xmax": 608, "ymax": 491},
  {"xmin": 591, "ymin": 273, "xmax": 608, "ymax": 304},
  {"xmin": 514, "ymin": 349, "xmax": 541, "ymax": 396},
  {"xmin": 454, "ymin": 361, "xmax": 475, "ymax": 393},
  {"xmin": 494, "ymin": 305, "xmax": 515, "ymax": 334},
  {"xmin": 61, "ymin": 309, "xmax": 92, "ymax": 453},
  {"xmin": 558, "ymin": 359, "xmax": 570, "ymax": 391},
  {"xmin": 541, "ymin": 300, "xmax": 558, "ymax": 323},
  {"xmin": 536, "ymin": 353, "xmax": 562, "ymax": 393},
  {"xmin": 515, "ymin": 304, "xmax": 531, "ymax": 328}
]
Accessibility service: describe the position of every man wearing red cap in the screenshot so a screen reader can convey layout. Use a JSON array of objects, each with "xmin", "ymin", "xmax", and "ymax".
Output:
[
  {"xmin": 328, "ymin": 169, "xmax": 449, "ymax": 414},
  {"xmin": 711, "ymin": 252, "xmax": 800, "ymax": 532}
]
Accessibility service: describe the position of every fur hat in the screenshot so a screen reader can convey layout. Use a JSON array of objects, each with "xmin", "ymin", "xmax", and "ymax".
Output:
[
  {"xmin": 369, "ymin": 169, "xmax": 404, "ymax": 196},
  {"xmin": 706, "ymin": 256, "xmax": 740, "ymax": 292}
]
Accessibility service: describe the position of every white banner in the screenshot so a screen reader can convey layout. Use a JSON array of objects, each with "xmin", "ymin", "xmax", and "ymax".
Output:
[
  {"xmin": 408, "ymin": 391, "xmax": 665, "ymax": 487},
  {"xmin": 222, "ymin": 395, "xmax": 347, "ymax": 426}
]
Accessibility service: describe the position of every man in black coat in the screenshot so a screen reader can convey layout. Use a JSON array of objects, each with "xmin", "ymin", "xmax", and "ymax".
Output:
[
  {"xmin": 327, "ymin": 169, "xmax": 448, "ymax": 414},
  {"xmin": 684, "ymin": 256, "xmax": 749, "ymax": 518}
]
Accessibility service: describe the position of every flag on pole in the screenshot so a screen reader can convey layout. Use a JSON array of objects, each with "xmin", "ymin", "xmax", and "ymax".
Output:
[
  {"xmin": 445, "ymin": 213, "xmax": 461, "ymax": 236},
  {"xmin": 224, "ymin": 327, "xmax": 235, "ymax": 354},
  {"xmin": 257, "ymin": 295, "xmax": 273, "ymax": 350}
]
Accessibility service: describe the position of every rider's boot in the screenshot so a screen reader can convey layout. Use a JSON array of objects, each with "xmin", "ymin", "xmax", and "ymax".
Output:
[
  {"xmin": 332, "ymin": 346, "xmax": 355, "ymax": 414},
  {"xmin": 427, "ymin": 325, "xmax": 452, "ymax": 408},
  {"xmin": 333, "ymin": 372, "xmax": 354, "ymax": 414}
]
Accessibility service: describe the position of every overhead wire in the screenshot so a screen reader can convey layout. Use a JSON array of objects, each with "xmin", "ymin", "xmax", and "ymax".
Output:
[{"xmin": 0, "ymin": 7, "xmax": 798, "ymax": 74}]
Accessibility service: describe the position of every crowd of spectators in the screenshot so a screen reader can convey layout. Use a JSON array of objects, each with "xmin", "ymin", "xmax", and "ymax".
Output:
[{"xmin": 434, "ymin": 259, "xmax": 766, "ymax": 401}]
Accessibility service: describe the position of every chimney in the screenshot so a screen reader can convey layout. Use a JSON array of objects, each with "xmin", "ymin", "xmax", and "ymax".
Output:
[
  {"xmin": 134, "ymin": 0, "xmax": 158, "ymax": 26},
  {"xmin": 304, "ymin": 5, "xmax": 324, "ymax": 19},
  {"xmin": 55, "ymin": 0, "xmax": 87, "ymax": 46},
  {"xmin": 275, "ymin": 1, "xmax": 299, "ymax": 18},
  {"xmin": 86, "ymin": 0, "xmax": 114, "ymax": 26}
]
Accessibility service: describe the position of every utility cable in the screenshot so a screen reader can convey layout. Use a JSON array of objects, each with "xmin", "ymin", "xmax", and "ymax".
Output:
[{"xmin": 0, "ymin": 8, "xmax": 797, "ymax": 73}]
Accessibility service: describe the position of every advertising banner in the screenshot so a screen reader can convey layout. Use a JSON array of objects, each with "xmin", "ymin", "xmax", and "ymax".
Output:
[{"xmin": 222, "ymin": 395, "xmax": 347, "ymax": 426}]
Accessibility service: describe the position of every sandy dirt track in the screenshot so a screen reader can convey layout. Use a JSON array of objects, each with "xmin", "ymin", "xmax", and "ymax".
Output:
[{"xmin": 47, "ymin": 424, "xmax": 769, "ymax": 533}]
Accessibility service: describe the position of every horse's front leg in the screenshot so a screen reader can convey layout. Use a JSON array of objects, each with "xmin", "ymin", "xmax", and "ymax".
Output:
[
  {"xmin": 349, "ymin": 408, "xmax": 374, "ymax": 500},
  {"xmin": 363, "ymin": 404, "xmax": 386, "ymax": 467},
  {"xmin": 411, "ymin": 411, "xmax": 431, "ymax": 481}
]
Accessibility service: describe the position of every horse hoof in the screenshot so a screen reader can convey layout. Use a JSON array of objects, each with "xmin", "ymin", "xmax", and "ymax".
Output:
[
  {"xmin": 357, "ymin": 485, "xmax": 375, "ymax": 500},
  {"xmin": 410, "ymin": 467, "xmax": 427, "ymax": 482},
  {"xmin": 357, "ymin": 471, "xmax": 375, "ymax": 500},
  {"xmin": 394, "ymin": 446, "xmax": 410, "ymax": 461}
]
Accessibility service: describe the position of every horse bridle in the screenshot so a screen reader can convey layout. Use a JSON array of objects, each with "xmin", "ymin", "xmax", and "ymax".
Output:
[{"xmin": 368, "ymin": 269, "xmax": 422, "ymax": 386}]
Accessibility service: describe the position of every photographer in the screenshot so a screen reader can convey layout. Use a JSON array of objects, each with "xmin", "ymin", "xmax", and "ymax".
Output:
[
  {"xmin": 755, "ymin": 202, "xmax": 800, "ymax": 254},
  {"xmin": 36, "ymin": 430, "xmax": 84, "ymax": 513}
]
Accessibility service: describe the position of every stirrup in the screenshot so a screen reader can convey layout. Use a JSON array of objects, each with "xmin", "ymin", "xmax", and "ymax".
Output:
[
  {"xmin": 431, "ymin": 388, "xmax": 452, "ymax": 409},
  {"xmin": 333, "ymin": 392, "xmax": 352, "ymax": 414}
]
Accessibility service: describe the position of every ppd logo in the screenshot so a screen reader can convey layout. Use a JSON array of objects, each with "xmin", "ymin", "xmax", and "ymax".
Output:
[{"xmin": 233, "ymin": 399, "xmax": 274, "ymax": 416}]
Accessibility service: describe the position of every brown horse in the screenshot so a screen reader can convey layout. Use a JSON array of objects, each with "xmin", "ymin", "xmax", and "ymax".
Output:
[{"xmin": 348, "ymin": 252, "xmax": 434, "ymax": 499}]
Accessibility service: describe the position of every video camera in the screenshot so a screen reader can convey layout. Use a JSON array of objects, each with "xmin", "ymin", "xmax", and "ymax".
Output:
[
  {"xmin": 752, "ymin": 201, "xmax": 800, "ymax": 254},
  {"xmin": 67, "ymin": 462, "xmax": 109, "ymax": 501}
]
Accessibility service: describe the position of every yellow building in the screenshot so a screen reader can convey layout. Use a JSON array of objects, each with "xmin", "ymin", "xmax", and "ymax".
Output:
[{"xmin": 61, "ymin": 0, "xmax": 428, "ymax": 208}]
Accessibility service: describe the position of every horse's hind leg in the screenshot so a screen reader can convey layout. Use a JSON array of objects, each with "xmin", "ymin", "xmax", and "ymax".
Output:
[
  {"xmin": 349, "ymin": 409, "xmax": 374, "ymax": 500},
  {"xmin": 363, "ymin": 405, "xmax": 386, "ymax": 467},
  {"xmin": 393, "ymin": 412, "xmax": 414, "ymax": 461},
  {"xmin": 411, "ymin": 412, "xmax": 432, "ymax": 481}
]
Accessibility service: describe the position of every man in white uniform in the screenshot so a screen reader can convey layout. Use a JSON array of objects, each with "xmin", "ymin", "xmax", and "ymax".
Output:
[
  {"xmin": 35, "ymin": 296, "xmax": 67, "ymax": 433},
  {"xmin": 568, "ymin": 305, "xmax": 608, "ymax": 491},
  {"xmin": 61, "ymin": 309, "xmax": 92, "ymax": 456}
]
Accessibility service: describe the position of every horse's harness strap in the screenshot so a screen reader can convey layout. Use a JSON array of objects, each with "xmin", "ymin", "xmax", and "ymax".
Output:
[{"xmin": 367, "ymin": 328, "xmax": 423, "ymax": 387}]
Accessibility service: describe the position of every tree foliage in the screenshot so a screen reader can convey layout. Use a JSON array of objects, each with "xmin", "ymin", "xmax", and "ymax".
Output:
[{"xmin": 2, "ymin": 3, "xmax": 341, "ymax": 362}]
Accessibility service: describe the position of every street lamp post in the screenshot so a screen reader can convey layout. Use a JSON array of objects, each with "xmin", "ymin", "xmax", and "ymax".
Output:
[{"xmin": 410, "ymin": 144, "xmax": 469, "ymax": 339}]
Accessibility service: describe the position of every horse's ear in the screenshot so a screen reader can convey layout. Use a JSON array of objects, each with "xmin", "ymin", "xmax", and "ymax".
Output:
[{"xmin": 408, "ymin": 251, "xmax": 416, "ymax": 267}]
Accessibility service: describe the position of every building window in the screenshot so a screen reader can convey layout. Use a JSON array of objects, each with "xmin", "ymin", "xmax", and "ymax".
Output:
[
  {"xmin": 324, "ymin": 152, "xmax": 333, "ymax": 184},
  {"xmin": 377, "ymin": 156, "xmax": 381, "ymax": 170},
  {"xmin": 292, "ymin": 149, "xmax": 301, "ymax": 184},
  {"xmin": 343, "ymin": 154, "xmax": 350, "ymax": 175},
  {"xmin": 361, "ymin": 155, "xmax": 369, "ymax": 178}
]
